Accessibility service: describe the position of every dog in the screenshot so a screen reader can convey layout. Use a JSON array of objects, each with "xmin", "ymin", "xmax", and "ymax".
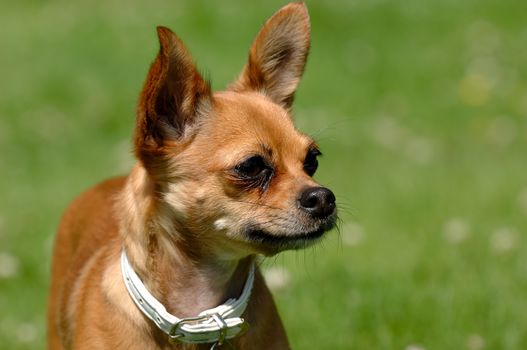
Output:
[{"xmin": 47, "ymin": 2, "xmax": 337, "ymax": 349}]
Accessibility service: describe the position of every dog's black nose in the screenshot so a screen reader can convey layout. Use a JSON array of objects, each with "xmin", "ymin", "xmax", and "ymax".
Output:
[{"xmin": 298, "ymin": 187, "xmax": 336, "ymax": 218}]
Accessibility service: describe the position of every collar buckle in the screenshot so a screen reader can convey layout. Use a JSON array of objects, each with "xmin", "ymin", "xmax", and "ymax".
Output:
[
  {"xmin": 168, "ymin": 313, "xmax": 249, "ymax": 345},
  {"xmin": 211, "ymin": 313, "xmax": 228, "ymax": 345},
  {"xmin": 168, "ymin": 314, "xmax": 210, "ymax": 343}
]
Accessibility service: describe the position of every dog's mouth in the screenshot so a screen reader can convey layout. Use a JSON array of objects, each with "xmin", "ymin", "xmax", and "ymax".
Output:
[{"xmin": 244, "ymin": 217, "xmax": 336, "ymax": 250}]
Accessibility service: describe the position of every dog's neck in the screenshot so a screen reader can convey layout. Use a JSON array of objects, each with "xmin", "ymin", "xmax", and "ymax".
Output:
[{"xmin": 118, "ymin": 165, "xmax": 254, "ymax": 318}]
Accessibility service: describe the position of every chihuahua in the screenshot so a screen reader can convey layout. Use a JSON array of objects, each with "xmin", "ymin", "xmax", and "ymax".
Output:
[{"xmin": 47, "ymin": 2, "xmax": 336, "ymax": 349}]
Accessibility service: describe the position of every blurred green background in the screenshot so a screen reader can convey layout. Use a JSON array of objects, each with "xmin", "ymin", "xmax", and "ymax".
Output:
[{"xmin": 1, "ymin": 0, "xmax": 526, "ymax": 349}]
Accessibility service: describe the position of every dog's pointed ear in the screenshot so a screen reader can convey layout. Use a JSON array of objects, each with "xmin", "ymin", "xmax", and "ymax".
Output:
[
  {"xmin": 135, "ymin": 26, "xmax": 211, "ymax": 158},
  {"xmin": 230, "ymin": 2, "xmax": 310, "ymax": 109}
]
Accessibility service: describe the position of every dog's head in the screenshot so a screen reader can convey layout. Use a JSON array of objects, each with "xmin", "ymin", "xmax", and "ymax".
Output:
[{"xmin": 134, "ymin": 3, "xmax": 336, "ymax": 257}]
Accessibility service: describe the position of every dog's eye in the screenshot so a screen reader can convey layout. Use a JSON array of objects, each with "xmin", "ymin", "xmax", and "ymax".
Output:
[
  {"xmin": 303, "ymin": 148, "xmax": 321, "ymax": 176},
  {"xmin": 235, "ymin": 155, "xmax": 271, "ymax": 179}
]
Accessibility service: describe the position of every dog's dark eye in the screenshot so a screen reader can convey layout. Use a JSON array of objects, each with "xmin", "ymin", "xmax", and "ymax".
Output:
[
  {"xmin": 303, "ymin": 148, "xmax": 320, "ymax": 176},
  {"xmin": 235, "ymin": 155, "xmax": 272, "ymax": 179}
]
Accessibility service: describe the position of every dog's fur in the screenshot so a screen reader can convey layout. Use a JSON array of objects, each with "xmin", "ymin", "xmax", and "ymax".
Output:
[{"xmin": 47, "ymin": 3, "xmax": 336, "ymax": 349}]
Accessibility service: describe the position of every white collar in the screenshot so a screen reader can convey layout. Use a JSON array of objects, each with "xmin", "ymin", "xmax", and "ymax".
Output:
[{"xmin": 120, "ymin": 250, "xmax": 255, "ymax": 345}]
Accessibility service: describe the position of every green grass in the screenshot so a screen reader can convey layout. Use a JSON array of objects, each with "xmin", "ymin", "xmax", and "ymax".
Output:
[{"xmin": 1, "ymin": 0, "xmax": 526, "ymax": 349}]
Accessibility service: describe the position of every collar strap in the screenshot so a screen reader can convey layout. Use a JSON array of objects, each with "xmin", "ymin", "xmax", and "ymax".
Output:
[{"xmin": 120, "ymin": 251, "xmax": 255, "ymax": 345}]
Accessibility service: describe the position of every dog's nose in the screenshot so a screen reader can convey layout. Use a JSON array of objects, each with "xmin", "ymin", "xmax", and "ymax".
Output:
[{"xmin": 298, "ymin": 187, "xmax": 336, "ymax": 218}]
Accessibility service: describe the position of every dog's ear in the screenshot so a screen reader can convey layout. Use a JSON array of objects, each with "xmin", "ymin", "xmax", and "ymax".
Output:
[
  {"xmin": 135, "ymin": 26, "xmax": 211, "ymax": 160},
  {"xmin": 230, "ymin": 2, "xmax": 310, "ymax": 109}
]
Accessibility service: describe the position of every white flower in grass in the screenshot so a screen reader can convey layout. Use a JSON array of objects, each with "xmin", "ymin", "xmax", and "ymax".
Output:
[
  {"xmin": 467, "ymin": 334, "xmax": 485, "ymax": 350},
  {"xmin": 443, "ymin": 218, "xmax": 471, "ymax": 244},
  {"xmin": 372, "ymin": 117, "xmax": 434, "ymax": 164},
  {"xmin": 347, "ymin": 289, "xmax": 362, "ymax": 307},
  {"xmin": 458, "ymin": 72, "xmax": 493, "ymax": 107},
  {"xmin": 404, "ymin": 136, "xmax": 434, "ymax": 165},
  {"xmin": 518, "ymin": 187, "xmax": 527, "ymax": 215},
  {"xmin": 263, "ymin": 267, "xmax": 290, "ymax": 292},
  {"xmin": 406, "ymin": 344, "xmax": 426, "ymax": 350},
  {"xmin": 466, "ymin": 20, "xmax": 501, "ymax": 57},
  {"xmin": 486, "ymin": 116, "xmax": 517, "ymax": 148},
  {"xmin": 0, "ymin": 251, "xmax": 20, "ymax": 279},
  {"xmin": 490, "ymin": 227, "xmax": 518, "ymax": 255},
  {"xmin": 16, "ymin": 322, "xmax": 37, "ymax": 344},
  {"xmin": 466, "ymin": 56, "xmax": 501, "ymax": 88},
  {"xmin": 342, "ymin": 222, "xmax": 365, "ymax": 247},
  {"xmin": 371, "ymin": 116, "xmax": 409, "ymax": 150}
]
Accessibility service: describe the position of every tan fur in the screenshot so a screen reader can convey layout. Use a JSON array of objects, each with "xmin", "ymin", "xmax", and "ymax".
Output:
[{"xmin": 47, "ymin": 3, "xmax": 335, "ymax": 349}]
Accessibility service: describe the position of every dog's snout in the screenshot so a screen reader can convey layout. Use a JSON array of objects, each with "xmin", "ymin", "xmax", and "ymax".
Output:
[{"xmin": 298, "ymin": 187, "xmax": 336, "ymax": 218}]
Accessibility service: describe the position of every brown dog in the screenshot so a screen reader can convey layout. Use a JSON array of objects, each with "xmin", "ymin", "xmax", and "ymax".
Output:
[{"xmin": 47, "ymin": 2, "xmax": 337, "ymax": 349}]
